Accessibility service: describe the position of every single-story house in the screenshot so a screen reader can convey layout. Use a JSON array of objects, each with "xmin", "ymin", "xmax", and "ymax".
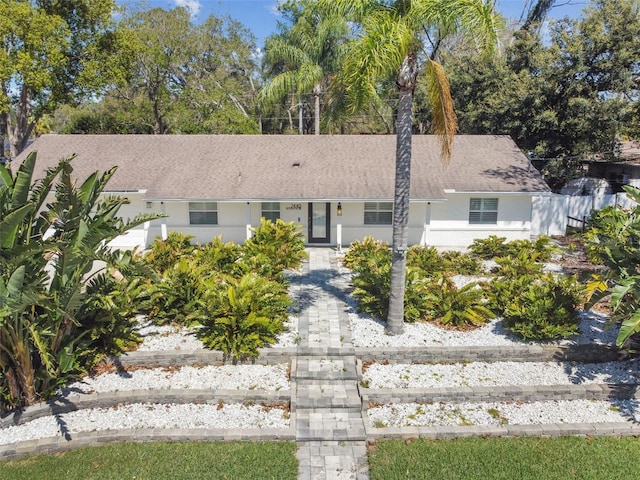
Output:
[{"xmin": 14, "ymin": 134, "xmax": 551, "ymax": 250}]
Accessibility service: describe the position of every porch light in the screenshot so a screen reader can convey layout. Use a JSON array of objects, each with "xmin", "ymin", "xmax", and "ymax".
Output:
[{"xmin": 337, "ymin": 202, "xmax": 342, "ymax": 216}]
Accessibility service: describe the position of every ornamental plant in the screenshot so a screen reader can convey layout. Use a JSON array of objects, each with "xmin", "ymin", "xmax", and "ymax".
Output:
[
  {"xmin": 0, "ymin": 153, "xmax": 161, "ymax": 411},
  {"xmin": 191, "ymin": 273, "xmax": 291, "ymax": 362},
  {"xmin": 502, "ymin": 274, "xmax": 583, "ymax": 340},
  {"xmin": 243, "ymin": 218, "xmax": 307, "ymax": 280},
  {"xmin": 585, "ymin": 186, "xmax": 640, "ymax": 350}
]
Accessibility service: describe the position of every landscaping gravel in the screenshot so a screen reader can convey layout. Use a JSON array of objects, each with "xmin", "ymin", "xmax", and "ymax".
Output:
[
  {"xmin": 0, "ymin": 403, "xmax": 290, "ymax": 446},
  {"xmin": 349, "ymin": 310, "xmax": 617, "ymax": 348},
  {"xmin": 60, "ymin": 363, "xmax": 290, "ymax": 396},
  {"xmin": 367, "ymin": 399, "xmax": 639, "ymax": 427},
  {"xmin": 362, "ymin": 360, "xmax": 640, "ymax": 389}
]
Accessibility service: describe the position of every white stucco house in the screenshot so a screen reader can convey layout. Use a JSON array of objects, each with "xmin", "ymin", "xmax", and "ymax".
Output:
[{"xmin": 14, "ymin": 134, "xmax": 551, "ymax": 250}]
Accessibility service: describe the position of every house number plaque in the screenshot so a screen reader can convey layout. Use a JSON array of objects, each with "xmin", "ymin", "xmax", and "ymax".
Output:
[{"xmin": 286, "ymin": 203, "xmax": 302, "ymax": 210}]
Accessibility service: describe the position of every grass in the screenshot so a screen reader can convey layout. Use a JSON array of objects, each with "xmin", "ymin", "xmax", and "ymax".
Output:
[
  {"xmin": 368, "ymin": 436, "xmax": 640, "ymax": 480},
  {"xmin": 0, "ymin": 441, "xmax": 298, "ymax": 480}
]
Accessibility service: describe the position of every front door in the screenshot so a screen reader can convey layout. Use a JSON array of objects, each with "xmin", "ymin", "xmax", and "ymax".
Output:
[{"xmin": 308, "ymin": 202, "xmax": 330, "ymax": 243}]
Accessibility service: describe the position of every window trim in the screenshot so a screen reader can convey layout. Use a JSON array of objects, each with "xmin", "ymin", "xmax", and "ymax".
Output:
[
  {"xmin": 189, "ymin": 201, "xmax": 218, "ymax": 225},
  {"xmin": 469, "ymin": 198, "xmax": 498, "ymax": 225},
  {"xmin": 364, "ymin": 201, "xmax": 393, "ymax": 225}
]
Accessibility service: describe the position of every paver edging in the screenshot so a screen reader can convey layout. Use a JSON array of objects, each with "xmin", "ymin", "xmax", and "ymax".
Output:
[{"xmin": 0, "ymin": 427, "xmax": 296, "ymax": 460}]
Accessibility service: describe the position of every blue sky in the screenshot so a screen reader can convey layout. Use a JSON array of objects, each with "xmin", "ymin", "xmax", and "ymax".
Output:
[{"xmin": 142, "ymin": 0, "xmax": 589, "ymax": 48}]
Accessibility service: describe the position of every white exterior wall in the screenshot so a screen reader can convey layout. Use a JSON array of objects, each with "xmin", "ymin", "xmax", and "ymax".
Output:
[
  {"xmin": 426, "ymin": 194, "xmax": 532, "ymax": 249},
  {"xmin": 110, "ymin": 195, "xmax": 537, "ymax": 250}
]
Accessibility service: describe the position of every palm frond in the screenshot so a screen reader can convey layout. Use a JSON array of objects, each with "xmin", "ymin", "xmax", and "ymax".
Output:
[{"xmin": 425, "ymin": 59, "xmax": 457, "ymax": 160}]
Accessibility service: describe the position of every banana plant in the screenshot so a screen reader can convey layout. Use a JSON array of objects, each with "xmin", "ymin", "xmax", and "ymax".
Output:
[
  {"xmin": 585, "ymin": 185, "xmax": 640, "ymax": 350},
  {"xmin": 1, "ymin": 153, "xmax": 164, "ymax": 411}
]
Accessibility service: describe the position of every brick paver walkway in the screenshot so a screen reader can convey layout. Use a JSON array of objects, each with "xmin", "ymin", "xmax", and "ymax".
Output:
[{"xmin": 290, "ymin": 248, "xmax": 369, "ymax": 480}]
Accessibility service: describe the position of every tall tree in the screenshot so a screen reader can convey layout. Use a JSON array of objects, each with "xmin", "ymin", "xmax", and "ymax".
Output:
[
  {"xmin": 0, "ymin": 0, "xmax": 120, "ymax": 157},
  {"xmin": 259, "ymin": 0, "xmax": 349, "ymax": 135},
  {"xmin": 64, "ymin": 7, "xmax": 260, "ymax": 135},
  {"xmin": 447, "ymin": 0, "xmax": 640, "ymax": 189},
  {"xmin": 322, "ymin": 0, "xmax": 500, "ymax": 334}
]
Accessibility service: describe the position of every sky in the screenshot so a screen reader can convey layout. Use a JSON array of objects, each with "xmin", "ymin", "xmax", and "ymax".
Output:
[{"xmin": 141, "ymin": 0, "xmax": 589, "ymax": 48}]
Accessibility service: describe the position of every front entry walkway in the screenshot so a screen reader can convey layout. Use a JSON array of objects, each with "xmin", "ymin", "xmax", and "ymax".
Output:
[{"xmin": 290, "ymin": 248, "xmax": 369, "ymax": 479}]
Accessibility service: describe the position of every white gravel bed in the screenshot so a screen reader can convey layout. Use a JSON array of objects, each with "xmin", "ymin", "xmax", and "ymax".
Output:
[
  {"xmin": 349, "ymin": 310, "xmax": 616, "ymax": 348},
  {"xmin": 0, "ymin": 403, "xmax": 290, "ymax": 446},
  {"xmin": 368, "ymin": 399, "xmax": 639, "ymax": 427},
  {"xmin": 134, "ymin": 315, "xmax": 299, "ymax": 351},
  {"xmin": 362, "ymin": 360, "xmax": 640, "ymax": 389},
  {"xmin": 60, "ymin": 364, "xmax": 290, "ymax": 396}
]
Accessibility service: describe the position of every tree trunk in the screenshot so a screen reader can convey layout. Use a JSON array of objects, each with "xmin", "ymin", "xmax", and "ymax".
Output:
[
  {"xmin": 386, "ymin": 53, "xmax": 418, "ymax": 336},
  {"xmin": 313, "ymin": 83, "xmax": 321, "ymax": 135}
]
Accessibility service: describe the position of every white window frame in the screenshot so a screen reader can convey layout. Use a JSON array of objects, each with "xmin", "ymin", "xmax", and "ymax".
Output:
[
  {"xmin": 469, "ymin": 198, "xmax": 498, "ymax": 224},
  {"xmin": 189, "ymin": 202, "xmax": 218, "ymax": 225},
  {"xmin": 364, "ymin": 202, "xmax": 393, "ymax": 225},
  {"xmin": 261, "ymin": 202, "xmax": 280, "ymax": 222}
]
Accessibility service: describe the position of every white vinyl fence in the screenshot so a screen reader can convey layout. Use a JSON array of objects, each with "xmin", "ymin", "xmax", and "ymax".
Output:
[{"xmin": 532, "ymin": 192, "xmax": 636, "ymax": 237}]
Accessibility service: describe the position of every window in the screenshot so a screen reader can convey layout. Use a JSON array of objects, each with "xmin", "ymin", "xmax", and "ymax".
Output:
[
  {"xmin": 261, "ymin": 202, "xmax": 280, "ymax": 222},
  {"xmin": 189, "ymin": 202, "xmax": 217, "ymax": 225},
  {"xmin": 469, "ymin": 198, "xmax": 498, "ymax": 224},
  {"xmin": 364, "ymin": 202, "xmax": 393, "ymax": 225}
]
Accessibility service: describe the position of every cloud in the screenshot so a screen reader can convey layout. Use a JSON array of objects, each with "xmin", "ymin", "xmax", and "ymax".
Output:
[{"xmin": 174, "ymin": 0, "xmax": 201, "ymax": 18}]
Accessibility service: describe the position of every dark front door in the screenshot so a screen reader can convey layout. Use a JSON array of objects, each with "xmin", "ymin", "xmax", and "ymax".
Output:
[{"xmin": 308, "ymin": 202, "xmax": 330, "ymax": 243}]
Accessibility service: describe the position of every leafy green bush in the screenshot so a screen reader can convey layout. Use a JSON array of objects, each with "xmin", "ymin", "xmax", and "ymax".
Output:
[
  {"xmin": 469, "ymin": 235, "xmax": 508, "ymax": 259},
  {"xmin": 145, "ymin": 232, "xmax": 195, "ymax": 274},
  {"xmin": 406, "ymin": 245, "xmax": 441, "ymax": 273},
  {"xmin": 470, "ymin": 235, "xmax": 558, "ymax": 262},
  {"xmin": 244, "ymin": 218, "xmax": 307, "ymax": 279},
  {"xmin": 491, "ymin": 250, "xmax": 544, "ymax": 277},
  {"xmin": 144, "ymin": 258, "xmax": 206, "ymax": 325},
  {"xmin": 439, "ymin": 251, "xmax": 483, "ymax": 275},
  {"xmin": 191, "ymin": 273, "xmax": 291, "ymax": 362},
  {"xmin": 502, "ymin": 274, "xmax": 583, "ymax": 340},
  {"xmin": 584, "ymin": 186, "xmax": 640, "ymax": 349},
  {"xmin": 351, "ymin": 253, "xmax": 391, "ymax": 319},
  {"xmin": 192, "ymin": 236, "xmax": 248, "ymax": 278},
  {"xmin": 343, "ymin": 236, "xmax": 390, "ymax": 272},
  {"xmin": 422, "ymin": 275, "xmax": 494, "ymax": 328},
  {"xmin": 483, "ymin": 274, "xmax": 536, "ymax": 316}
]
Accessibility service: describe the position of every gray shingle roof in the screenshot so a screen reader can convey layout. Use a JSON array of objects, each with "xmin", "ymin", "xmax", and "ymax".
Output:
[{"xmin": 14, "ymin": 134, "xmax": 550, "ymax": 200}]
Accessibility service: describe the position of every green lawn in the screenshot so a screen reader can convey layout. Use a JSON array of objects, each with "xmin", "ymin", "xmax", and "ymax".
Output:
[
  {"xmin": 0, "ymin": 441, "xmax": 298, "ymax": 480},
  {"xmin": 368, "ymin": 436, "xmax": 640, "ymax": 480}
]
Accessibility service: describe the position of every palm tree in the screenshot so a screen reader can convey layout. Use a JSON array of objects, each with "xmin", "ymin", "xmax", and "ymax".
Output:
[
  {"xmin": 322, "ymin": 0, "xmax": 500, "ymax": 334},
  {"xmin": 259, "ymin": 3, "xmax": 349, "ymax": 134}
]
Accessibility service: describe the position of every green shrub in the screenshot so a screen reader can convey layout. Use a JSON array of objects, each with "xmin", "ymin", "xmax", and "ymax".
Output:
[
  {"xmin": 191, "ymin": 273, "xmax": 291, "ymax": 362},
  {"xmin": 343, "ymin": 236, "xmax": 390, "ymax": 272},
  {"xmin": 145, "ymin": 232, "xmax": 195, "ymax": 274},
  {"xmin": 483, "ymin": 274, "xmax": 536, "ymax": 316},
  {"xmin": 469, "ymin": 235, "xmax": 508, "ymax": 259},
  {"xmin": 144, "ymin": 258, "xmax": 206, "ymax": 325},
  {"xmin": 440, "ymin": 251, "xmax": 483, "ymax": 275},
  {"xmin": 423, "ymin": 275, "xmax": 494, "ymax": 328},
  {"xmin": 406, "ymin": 245, "xmax": 441, "ymax": 274},
  {"xmin": 192, "ymin": 236, "xmax": 248, "ymax": 278},
  {"xmin": 502, "ymin": 274, "xmax": 583, "ymax": 340},
  {"xmin": 504, "ymin": 236, "xmax": 559, "ymax": 262},
  {"xmin": 491, "ymin": 250, "xmax": 544, "ymax": 277},
  {"xmin": 243, "ymin": 218, "xmax": 307, "ymax": 280},
  {"xmin": 351, "ymin": 254, "xmax": 391, "ymax": 320}
]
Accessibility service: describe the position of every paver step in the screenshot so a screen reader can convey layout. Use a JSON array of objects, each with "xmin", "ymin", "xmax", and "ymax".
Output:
[
  {"xmin": 295, "ymin": 382, "xmax": 361, "ymax": 410},
  {"xmin": 294, "ymin": 356, "xmax": 358, "ymax": 381},
  {"xmin": 297, "ymin": 441, "xmax": 369, "ymax": 480},
  {"xmin": 295, "ymin": 409, "xmax": 367, "ymax": 442}
]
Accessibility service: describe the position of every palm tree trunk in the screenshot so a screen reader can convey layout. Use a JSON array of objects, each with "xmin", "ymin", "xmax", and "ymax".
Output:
[
  {"xmin": 313, "ymin": 83, "xmax": 321, "ymax": 135},
  {"xmin": 387, "ymin": 53, "xmax": 418, "ymax": 335}
]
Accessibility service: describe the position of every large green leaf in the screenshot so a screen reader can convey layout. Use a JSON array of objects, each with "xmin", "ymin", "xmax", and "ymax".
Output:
[
  {"xmin": 0, "ymin": 204, "xmax": 32, "ymax": 248},
  {"xmin": 11, "ymin": 152, "xmax": 37, "ymax": 208}
]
